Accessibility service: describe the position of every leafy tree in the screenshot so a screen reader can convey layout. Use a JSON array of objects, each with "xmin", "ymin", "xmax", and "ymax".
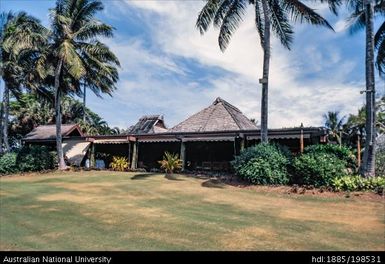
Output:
[
  {"xmin": 0, "ymin": 11, "xmax": 47, "ymax": 153},
  {"xmin": 36, "ymin": 0, "xmax": 120, "ymax": 169},
  {"xmin": 323, "ymin": 111, "xmax": 346, "ymax": 145},
  {"xmin": 9, "ymin": 93, "xmax": 117, "ymax": 147},
  {"xmin": 196, "ymin": 0, "xmax": 333, "ymax": 143}
]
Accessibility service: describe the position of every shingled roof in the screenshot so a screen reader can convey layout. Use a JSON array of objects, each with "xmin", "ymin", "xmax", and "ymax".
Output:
[
  {"xmin": 170, "ymin": 97, "xmax": 257, "ymax": 133},
  {"xmin": 24, "ymin": 124, "xmax": 83, "ymax": 141},
  {"xmin": 128, "ymin": 115, "xmax": 167, "ymax": 134}
]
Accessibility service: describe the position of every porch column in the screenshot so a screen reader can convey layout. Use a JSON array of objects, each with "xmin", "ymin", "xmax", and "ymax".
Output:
[
  {"xmin": 131, "ymin": 141, "xmax": 138, "ymax": 169},
  {"xmin": 240, "ymin": 137, "xmax": 245, "ymax": 152},
  {"xmin": 180, "ymin": 141, "xmax": 186, "ymax": 171},
  {"xmin": 357, "ymin": 134, "xmax": 361, "ymax": 168},
  {"xmin": 90, "ymin": 143, "xmax": 96, "ymax": 168},
  {"xmin": 300, "ymin": 129, "xmax": 304, "ymax": 153}
]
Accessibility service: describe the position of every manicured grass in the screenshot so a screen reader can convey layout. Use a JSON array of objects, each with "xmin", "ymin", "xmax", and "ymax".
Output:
[{"xmin": 0, "ymin": 171, "xmax": 384, "ymax": 250}]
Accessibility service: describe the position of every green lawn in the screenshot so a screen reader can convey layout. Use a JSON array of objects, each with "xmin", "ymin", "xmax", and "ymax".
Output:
[{"xmin": 0, "ymin": 171, "xmax": 384, "ymax": 251}]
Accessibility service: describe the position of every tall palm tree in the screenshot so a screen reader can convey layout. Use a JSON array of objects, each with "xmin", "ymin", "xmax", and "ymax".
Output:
[
  {"xmin": 37, "ymin": 0, "xmax": 120, "ymax": 170},
  {"xmin": 0, "ymin": 11, "xmax": 47, "ymax": 153},
  {"xmin": 346, "ymin": 0, "xmax": 381, "ymax": 176},
  {"xmin": 196, "ymin": 0, "xmax": 334, "ymax": 143},
  {"xmin": 323, "ymin": 111, "xmax": 346, "ymax": 144}
]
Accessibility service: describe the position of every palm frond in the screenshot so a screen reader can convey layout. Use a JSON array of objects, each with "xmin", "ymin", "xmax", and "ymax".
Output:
[
  {"xmin": 218, "ymin": 0, "xmax": 247, "ymax": 51},
  {"xmin": 213, "ymin": 0, "xmax": 235, "ymax": 28},
  {"xmin": 254, "ymin": 0, "xmax": 265, "ymax": 47},
  {"xmin": 268, "ymin": 0, "xmax": 293, "ymax": 50},
  {"xmin": 196, "ymin": 0, "xmax": 221, "ymax": 34}
]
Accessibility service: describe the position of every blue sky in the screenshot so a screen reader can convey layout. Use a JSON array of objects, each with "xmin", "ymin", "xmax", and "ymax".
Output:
[{"xmin": 1, "ymin": 0, "xmax": 384, "ymax": 129}]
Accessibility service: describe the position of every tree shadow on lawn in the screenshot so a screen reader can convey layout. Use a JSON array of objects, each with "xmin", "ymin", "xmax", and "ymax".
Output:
[
  {"xmin": 164, "ymin": 174, "xmax": 184, "ymax": 181},
  {"xmin": 130, "ymin": 173, "xmax": 158, "ymax": 180},
  {"xmin": 201, "ymin": 178, "xmax": 225, "ymax": 189}
]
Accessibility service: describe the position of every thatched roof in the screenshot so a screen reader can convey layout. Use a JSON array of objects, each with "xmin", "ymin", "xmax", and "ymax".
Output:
[
  {"xmin": 24, "ymin": 124, "xmax": 83, "ymax": 141},
  {"xmin": 128, "ymin": 115, "xmax": 167, "ymax": 134},
  {"xmin": 170, "ymin": 97, "xmax": 257, "ymax": 133}
]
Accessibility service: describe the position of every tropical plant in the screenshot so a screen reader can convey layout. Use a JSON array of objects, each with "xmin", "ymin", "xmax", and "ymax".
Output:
[
  {"xmin": 0, "ymin": 152, "xmax": 19, "ymax": 174},
  {"xmin": 292, "ymin": 152, "xmax": 347, "ymax": 187},
  {"xmin": 331, "ymin": 175, "xmax": 385, "ymax": 193},
  {"xmin": 36, "ymin": 0, "xmax": 120, "ymax": 170},
  {"xmin": 323, "ymin": 111, "xmax": 346, "ymax": 144},
  {"xmin": 158, "ymin": 152, "xmax": 183, "ymax": 175},
  {"xmin": 109, "ymin": 156, "xmax": 129, "ymax": 171},
  {"xmin": 303, "ymin": 144, "xmax": 357, "ymax": 172},
  {"xmin": 232, "ymin": 143, "xmax": 291, "ymax": 185},
  {"xmin": 0, "ymin": 11, "xmax": 47, "ymax": 153},
  {"xmin": 196, "ymin": 0, "xmax": 333, "ymax": 143},
  {"xmin": 16, "ymin": 145, "xmax": 56, "ymax": 172}
]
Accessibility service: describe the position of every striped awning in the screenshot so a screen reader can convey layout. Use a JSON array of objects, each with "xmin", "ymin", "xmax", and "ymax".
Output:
[
  {"xmin": 93, "ymin": 139, "xmax": 129, "ymax": 144},
  {"xmin": 62, "ymin": 140, "xmax": 91, "ymax": 166},
  {"xmin": 138, "ymin": 138, "xmax": 179, "ymax": 143},
  {"xmin": 247, "ymin": 134, "xmax": 310, "ymax": 140},
  {"xmin": 182, "ymin": 137, "xmax": 235, "ymax": 142}
]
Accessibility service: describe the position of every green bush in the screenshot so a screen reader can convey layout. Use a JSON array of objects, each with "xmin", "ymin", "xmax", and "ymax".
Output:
[
  {"xmin": 16, "ymin": 145, "xmax": 56, "ymax": 172},
  {"xmin": 232, "ymin": 143, "xmax": 291, "ymax": 185},
  {"xmin": 331, "ymin": 175, "xmax": 385, "ymax": 193},
  {"xmin": 292, "ymin": 152, "xmax": 347, "ymax": 187},
  {"xmin": 303, "ymin": 144, "xmax": 357, "ymax": 172},
  {"xmin": 375, "ymin": 148, "xmax": 385, "ymax": 176},
  {"xmin": 0, "ymin": 152, "xmax": 20, "ymax": 174}
]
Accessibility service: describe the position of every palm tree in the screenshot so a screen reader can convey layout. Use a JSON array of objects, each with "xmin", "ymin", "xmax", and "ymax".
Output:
[
  {"xmin": 37, "ymin": 0, "xmax": 120, "ymax": 170},
  {"xmin": 196, "ymin": 0, "xmax": 334, "ymax": 143},
  {"xmin": 323, "ymin": 111, "xmax": 346, "ymax": 144},
  {"xmin": 0, "ymin": 11, "xmax": 47, "ymax": 153},
  {"xmin": 346, "ymin": 0, "xmax": 381, "ymax": 176}
]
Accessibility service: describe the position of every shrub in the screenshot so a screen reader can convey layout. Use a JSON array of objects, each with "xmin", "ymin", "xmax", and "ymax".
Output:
[
  {"xmin": 331, "ymin": 175, "xmax": 385, "ymax": 193},
  {"xmin": 375, "ymin": 148, "xmax": 385, "ymax": 176},
  {"xmin": 0, "ymin": 152, "xmax": 19, "ymax": 175},
  {"xmin": 158, "ymin": 152, "xmax": 183, "ymax": 174},
  {"xmin": 16, "ymin": 145, "xmax": 56, "ymax": 172},
  {"xmin": 303, "ymin": 144, "xmax": 357, "ymax": 172},
  {"xmin": 231, "ymin": 143, "xmax": 291, "ymax": 185},
  {"xmin": 292, "ymin": 152, "xmax": 347, "ymax": 187},
  {"xmin": 109, "ymin": 156, "xmax": 129, "ymax": 171}
]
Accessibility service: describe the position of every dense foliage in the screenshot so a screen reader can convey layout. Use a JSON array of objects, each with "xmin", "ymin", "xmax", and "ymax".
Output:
[
  {"xmin": 16, "ymin": 145, "xmax": 56, "ymax": 172},
  {"xmin": 8, "ymin": 93, "xmax": 120, "ymax": 149},
  {"xmin": 376, "ymin": 140, "xmax": 385, "ymax": 176},
  {"xmin": 331, "ymin": 175, "xmax": 385, "ymax": 193},
  {"xmin": 232, "ymin": 143, "xmax": 291, "ymax": 185},
  {"xmin": 109, "ymin": 156, "xmax": 129, "ymax": 172},
  {"xmin": 0, "ymin": 152, "xmax": 19, "ymax": 174},
  {"xmin": 292, "ymin": 152, "xmax": 347, "ymax": 187},
  {"xmin": 158, "ymin": 152, "xmax": 183, "ymax": 174},
  {"xmin": 0, "ymin": 145, "xmax": 56, "ymax": 174},
  {"xmin": 303, "ymin": 144, "xmax": 357, "ymax": 172}
]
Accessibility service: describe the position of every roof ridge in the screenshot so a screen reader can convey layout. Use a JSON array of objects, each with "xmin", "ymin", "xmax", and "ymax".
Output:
[
  {"xmin": 201, "ymin": 104, "xmax": 218, "ymax": 132},
  {"xmin": 221, "ymin": 101, "xmax": 243, "ymax": 129},
  {"xmin": 213, "ymin": 97, "xmax": 241, "ymax": 113}
]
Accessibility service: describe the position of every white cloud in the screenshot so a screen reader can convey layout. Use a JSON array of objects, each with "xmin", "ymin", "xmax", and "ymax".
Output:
[{"xmin": 97, "ymin": 0, "xmax": 367, "ymax": 129}]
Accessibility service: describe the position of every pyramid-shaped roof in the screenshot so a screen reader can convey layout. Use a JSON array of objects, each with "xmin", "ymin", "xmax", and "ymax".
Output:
[{"xmin": 170, "ymin": 97, "xmax": 257, "ymax": 133}]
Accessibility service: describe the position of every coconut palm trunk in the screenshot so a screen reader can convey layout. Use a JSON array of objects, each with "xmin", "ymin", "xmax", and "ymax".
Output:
[
  {"xmin": 362, "ymin": 0, "xmax": 376, "ymax": 177},
  {"xmin": 2, "ymin": 83, "xmax": 9, "ymax": 152},
  {"xmin": 261, "ymin": 0, "xmax": 271, "ymax": 143},
  {"xmin": 54, "ymin": 58, "xmax": 67, "ymax": 170},
  {"xmin": 83, "ymin": 84, "xmax": 86, "ymax": 122},
  {"xmin": 0, "ymin": 100, "xmax": 3, "ymax": 154}
]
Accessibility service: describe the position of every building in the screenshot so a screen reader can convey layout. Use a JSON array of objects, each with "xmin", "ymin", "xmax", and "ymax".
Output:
[{"xmin": 23, "ymin": 97, "xmax": 328, "ymax": 171}]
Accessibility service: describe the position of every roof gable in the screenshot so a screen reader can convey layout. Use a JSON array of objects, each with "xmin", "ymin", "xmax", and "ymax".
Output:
[
  {"xmin": 170, "ymin": 97, "xmax": 257, "ymax": 133},
  {"xmin": 24, "ymin": 124, "xmax": 83, "ymax": 141},
  {"xmin": 128, "ymin": 115, "xmax": 167, "ymax": 134}
]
